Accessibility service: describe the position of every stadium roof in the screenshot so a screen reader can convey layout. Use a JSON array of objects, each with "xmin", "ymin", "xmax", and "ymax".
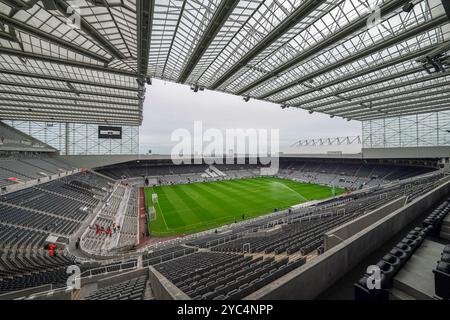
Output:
[{"xmin": 0, "ymin": 0, "xmax": 449, "ymax": 125}]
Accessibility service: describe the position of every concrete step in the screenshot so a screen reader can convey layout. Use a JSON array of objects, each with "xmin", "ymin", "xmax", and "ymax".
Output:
[
  {"xmin": 394, "ymin": 275, "xmax": 434, "ymax": 300},
  {"xmin": 78, "ymin": 283, "xmax": 98, "ymax": 300},
  {"xmin": 143, "ymin": 280, "xmax": 155, "ymax": 300},
  {"xmin": 390, "ymin": 287, "xmax": 416, "ymax": 300},
  {"xmin": 392, "ymin": 240, "xmax": 444, "ymax": 300}
]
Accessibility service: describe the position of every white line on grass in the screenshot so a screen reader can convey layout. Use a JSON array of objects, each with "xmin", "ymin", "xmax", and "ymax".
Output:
[
  {"xmin": 151, "ymin": 187, "xmax": 170, "ymax": 231},
  {"xmin": 275, "ymin": 182, "xmax": 308, "ymax": 202}
]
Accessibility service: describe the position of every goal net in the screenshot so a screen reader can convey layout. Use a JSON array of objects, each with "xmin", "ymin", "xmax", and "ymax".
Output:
[{"xmin": 148, "ymin": 206, "xmax": 156, "ymax": 221}]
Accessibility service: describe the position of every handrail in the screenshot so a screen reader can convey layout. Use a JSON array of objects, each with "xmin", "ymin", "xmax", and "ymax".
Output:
[{"xmin": 20, "ymin": 260, "xmax": 139, "ymax": 300}]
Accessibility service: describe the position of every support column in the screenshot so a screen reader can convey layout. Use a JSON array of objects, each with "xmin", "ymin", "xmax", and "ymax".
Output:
[{"xmin": 65, "ymin": 122, "xmax": 70, "ymax": 155}]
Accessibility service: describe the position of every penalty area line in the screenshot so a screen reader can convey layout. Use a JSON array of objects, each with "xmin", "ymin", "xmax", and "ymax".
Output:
[{"xmin": 151, "ymin": 187, "xmax": 170, "ymax": 232}]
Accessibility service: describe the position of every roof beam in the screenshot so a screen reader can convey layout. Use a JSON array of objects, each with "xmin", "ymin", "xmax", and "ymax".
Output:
[
  {"xmin": 315, "ymin": 73, "xmax": 450, "ymax": 113},
  {"xmin": 0, "ymin": 109, "xmax": 140, "ymax": 120},
  {"xmin": 161, "ymin": 0, "xmax": 186, "ymax": 77},
  {"xmin": 235, "ymin": 0, "xmax": 411, "ymax": 96},
  {"xmin": 338, "ymin": 96, "xmax": 450, "ymax": 118},
  {"xmin": 54, "ymin": 0, "xmax": 127, "ymax": 61},
  {"xmin": 338, "ymin": 90, "xmax": 450, "ymax": 115},
  {"xmin": 0, "ymin": 79, "xmax": 139, "ymax": 100},
  {"xmin": 209, "ymin": 0, "xmax": 325, "ymax": 90},
  {"xmin": 357, "ymin": 103, "xmax": 450, "ymax": 121},
  {"xmin": 329, "ymin": 88, "xmax": 450, "ymax": 116},
  {"xmin": 0, "ymin": 47, "xmax": 137, "ymax": 77},
  {"xmin": 0, "ymin": 97, "xmax": 138, "ymax": 110},
  {"xmin": 0, "ymin": 114, "xmax": 141, "ymax": 125},
  {"xmin": 256, "ymin": 14, "xmax": 449, "ymax": 99},
  {"xmin": 300, "ymin": 67, "xmax": 423, "ymax": 109},
  {"xmin": 1, "ymin": 107, "xmax": 139, "ymax": 119},
  {"xmin": 278, "ymin": 45, "xmax": 435, "ymax": 104},
  {"xmin": 0, "ymin": 11, "xmax": 111, "ymax": 64},
  {"xmin": 0, "ymin": 69, "xmax": 138, "ymax": 92},
  {"xmin": 177, "ymin": 0, "xmax": 240, "ymax": 84},
  {"xmin": 137, "ymin": 0, "xmax": 154, "ymax": 76}
]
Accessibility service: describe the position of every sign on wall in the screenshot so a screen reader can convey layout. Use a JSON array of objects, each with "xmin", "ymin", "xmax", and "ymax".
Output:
[{"xmin": 98, "ymin": 126, "xmax": 122, "ymax": 139}]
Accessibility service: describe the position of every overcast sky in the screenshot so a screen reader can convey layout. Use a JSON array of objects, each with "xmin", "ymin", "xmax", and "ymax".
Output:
[{"xmin": 139, "ymin": 79, "xmax": 362, "ymax": 155}]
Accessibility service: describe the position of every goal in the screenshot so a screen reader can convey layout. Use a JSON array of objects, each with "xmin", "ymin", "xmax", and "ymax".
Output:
[{"xmin": 148, "ymin": 206, "xmax": 157, "ymax": 221}]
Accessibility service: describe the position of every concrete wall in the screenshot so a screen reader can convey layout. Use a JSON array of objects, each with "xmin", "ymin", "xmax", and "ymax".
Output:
[
  {"xmin": 59, "ymin": 155, "xmax": 148, "ymax": 169},
  {"xmin": 0, "ymin": 169, "xmax": 80, "ymax": 195},
  {"xmin": 246, "ymin": 179, "xmax": 450, "ymax": 300},
  {"xmin": 59, "ymin": 152, "xmax": 443, "ymax": 170},
  {"xmin": 97, "ymin": 268, "xmax": 148, "ymax": 289},
  {"xmin": 149, "ymin": 266, "xmax": 190, "ymax": 300},
  {"xmin": 362, "ymin": 146, "xmax": 450, "ymax": 159},
  {"xmin": 324, "ymin": 197, "xmax": 406, "ymax": 250},
  {"xmin": 0, "ymin": 285, "xmax": 51, "ymax": 300}
]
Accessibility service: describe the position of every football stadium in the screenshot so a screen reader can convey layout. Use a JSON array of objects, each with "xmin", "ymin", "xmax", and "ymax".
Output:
[{"xmin": 0, "ymin": 0, "xmax": 449, "ymax": 305}]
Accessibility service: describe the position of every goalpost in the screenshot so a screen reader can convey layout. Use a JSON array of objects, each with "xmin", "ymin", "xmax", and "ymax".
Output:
[
  {"xmin": 147, "ymin": 193, "xmax": 158, "ymax": 221},
  {"xmin": 148, "ymin": 206, "xmax": 157, "ymax": 221}
]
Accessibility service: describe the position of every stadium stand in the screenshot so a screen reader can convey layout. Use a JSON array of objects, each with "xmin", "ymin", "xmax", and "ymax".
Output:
[
  {"xmin": 96, "ymin": 159, "xmax": 435, "ymax": 191},
  {"xmin": 0, "ymin": 156, "xmax": 446, "ymax": 300},
  {"xmin": 153, "ymin": 252, "xmax": 306, "ymax": 300},
  {"xmin": 354, "ymin": 196, "xmax": 450, "ymax": 300},
  {"xmin": 0, "ymin": 122, "xmax": 55, "ymax": 153},
  {"xmin": 85, "ymin": 275, "xmax": 148, "ymax": 300}
]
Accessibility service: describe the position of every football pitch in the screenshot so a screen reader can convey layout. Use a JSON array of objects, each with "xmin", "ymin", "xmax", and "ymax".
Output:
[{"xmin": 145, "ymin": 177, "xmax": 346, "ymax": 237}]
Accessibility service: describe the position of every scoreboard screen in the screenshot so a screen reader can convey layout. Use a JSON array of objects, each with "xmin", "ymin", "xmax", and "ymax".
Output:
[{"xmin": 98, "ymin": 126, "xmax": 122, "ymax": 139}]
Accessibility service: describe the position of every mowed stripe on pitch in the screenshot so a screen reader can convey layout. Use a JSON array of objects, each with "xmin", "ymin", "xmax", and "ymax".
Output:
[{"xmin": 146, "ymin": 177, "xmax": 346, "ymax": 236}]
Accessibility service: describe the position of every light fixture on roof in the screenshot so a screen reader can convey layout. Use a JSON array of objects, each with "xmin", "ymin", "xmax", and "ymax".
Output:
[
  {"xmin": 19, "ymin": 57, "xmax": 28, "ymax": 65},
  {"xmin": 145, "ymin": 76, "xmax": 152, "ymax": 85},
  {"xmin": 136, "ymin": 78, "xmax": 145, "ymax": 86},
  {"xmin": 243, "ymin": 96, "xmax": 250, "ymax": 102},
  {"xmin": 190, "ymin": 84, "xmax": 205, "ymax": 92},
  {"xmin": 309, "ymin": 110, "xmax": 314, "ymax": 114},
  {"xmin": 417, "ymin": 42, "xmax": 450, "ymax": 74},
  {"xmin": 402, "ymin": 2, "xmax": 415, "ymax": 12},
  {"xmin": 280, "ymin": 104, "xmax": 289, "ymax": 109},
  {"xmin": 330, "ymin": 115, "xmax": 335, "ymax": 118},
  {"xmin": 66, "ymin": 82, "xmax": 80, "ymax": 96},
  {"xmin": 347, "ymin": 118, "xmax": 352, "ymax": 122},
  {"xmin": 190, "ymin": 84, "xmax": 199, "ymax": 92}
]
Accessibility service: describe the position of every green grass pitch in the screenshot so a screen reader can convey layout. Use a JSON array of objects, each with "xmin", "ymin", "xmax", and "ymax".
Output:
[{"xmin": 145, "ymin": 177, "xmax": 346, "ymax": 237}]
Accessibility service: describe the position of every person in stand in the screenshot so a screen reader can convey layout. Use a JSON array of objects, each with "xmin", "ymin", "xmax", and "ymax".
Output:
[{"xmin": 242, "ymin": 214, "xmax": 245, "ymax": 220}]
